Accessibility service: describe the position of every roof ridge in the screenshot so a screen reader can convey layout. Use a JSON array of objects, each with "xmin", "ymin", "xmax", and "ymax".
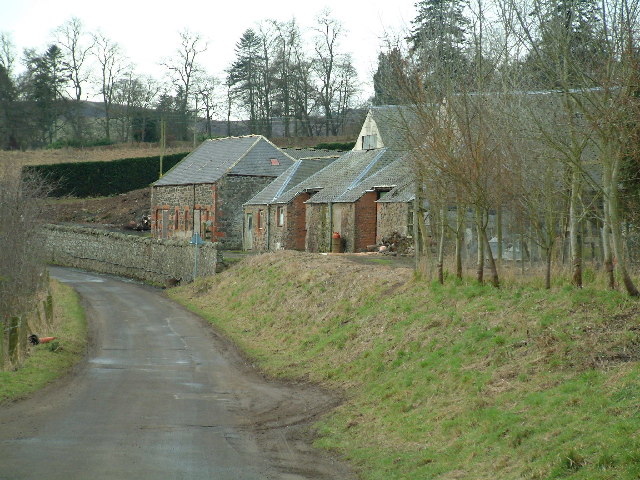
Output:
[
  {"xmin": 346, "ymin": 148, "xmax": 388, "ymax": 191},
  {"xmin": 272, "ymin": 161, "xmax": 302, "ymax": 201},
  {"xmin": 222, "ymin": 135, "xmax": 262, "ymax": 175},
  {"xmin": 261, "ymin": 136, "xmax": 297, "ymax": 161}
]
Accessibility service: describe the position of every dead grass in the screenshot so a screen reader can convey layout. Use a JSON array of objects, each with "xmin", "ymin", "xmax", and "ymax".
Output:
[{"xmin": 0, "ymin": 143, "xmax": 192, "ymax": 168}]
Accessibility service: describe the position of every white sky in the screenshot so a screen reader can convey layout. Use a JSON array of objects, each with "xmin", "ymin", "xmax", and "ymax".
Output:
[{"xmin": 0, "ymin": 0, "xmax": 416, "ymax": 103}]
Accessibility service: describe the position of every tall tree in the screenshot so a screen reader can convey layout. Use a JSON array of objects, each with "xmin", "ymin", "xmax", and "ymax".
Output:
[
  {"xmin": 55, "ymin": 17, "xmax": 93, "ymax": 141},
  {"xmin": 408, "ymin": 0, "xmax": 470, "ymax": 91},
  {"xmin": 21, "ymin": 45, "xmax": 68, "ymax": 145},
  {"xmin": 0, "ymin": 34, "xmax": 17, "ymax": 148},
  {"xmin": 312, "ymin": 9, "xmax": 358, "ymax": 135},
  {"xmin": 373, "ymin": 47, "xmax": 411, "ymax": 105},
  {"xmin": 162, "ymin": 29, "xmax": 207, "ymax": 141},
  {"xmin": 93, "ymin": 32, "xmax": 126, "ymax": 142},
  {"xmin": 194, "ymin": 74, "xmax": 217, "ymax": 139},
  {"xmin": 227, "ymin": 29, "xmax": 264, "ymax": 134}
]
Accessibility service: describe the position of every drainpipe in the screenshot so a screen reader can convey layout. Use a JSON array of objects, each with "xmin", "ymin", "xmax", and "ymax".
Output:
[
  {"xmin": 266, "ymin": 204, "xmax": 271, "ymax": 251},
  {"xmin": 327, "ymin": 201, "xmax": 333, "ymax": 253},
  {"xmin": 192, "ymin": 184, "xmax": 196, "ymax": 236},
  {"xmin": 242, "ymin": 209, "xmax": 246, "ymax": 250}
]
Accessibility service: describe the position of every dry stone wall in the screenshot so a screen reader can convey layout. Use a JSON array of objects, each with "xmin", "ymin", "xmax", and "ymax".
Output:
[{"xmin": 40, "ymin": 225, "xmax": 218, "ymax": 285}]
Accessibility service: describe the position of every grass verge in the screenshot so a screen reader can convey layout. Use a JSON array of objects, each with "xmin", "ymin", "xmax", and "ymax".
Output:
[
  {"xmin": 0, "ymin": 279, "xmax": 87, "ymax": 403},
  {"xmin": 168, "ymin": 251, "xmax": 640, "ymax": 480}
]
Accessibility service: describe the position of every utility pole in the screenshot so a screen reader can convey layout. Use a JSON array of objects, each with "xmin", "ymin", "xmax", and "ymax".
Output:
[
  {"xmin": 193, "ymin": 98, "xmax": 198, "ymax": 148},
  {"xmin": 159, "ymin": 119, "xmax": 166, "ymax": 178}
]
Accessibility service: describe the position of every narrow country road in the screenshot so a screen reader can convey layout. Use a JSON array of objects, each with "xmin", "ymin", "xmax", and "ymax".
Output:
[{"xmin": 0, "ymin": 268, "xmax": 353, "ymax": 480}]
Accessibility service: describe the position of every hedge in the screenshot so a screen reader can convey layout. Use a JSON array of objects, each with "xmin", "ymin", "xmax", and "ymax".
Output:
[
  {"xmin": 24, "ymin": 152, "xmax": 189, "ymax": 197},
  {"xmin": 313, "ymin": 141, "xmax": 356, "ymax": 151}
]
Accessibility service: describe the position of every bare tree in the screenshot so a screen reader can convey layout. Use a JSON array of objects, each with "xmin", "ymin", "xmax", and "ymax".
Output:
[
  {"xmin": 55, "ymin": 17, "xmax": 93, "ymax": 141},
  {"xmin": 194, "ymin": 74, "xmax": 218, "ymax": 138},
  {"xmin": 93, "ymin": 32, "xmax": 127, "ymax": 142},
  {"xmin": 0, "ymin": 32, "xmax": 15, "ymax": 74},
  {"xmin": 162, "ymin": 29, "xmax": 207, "ymax": 140},
  {"xmin": 312, "ymin": 9, "xmax": 358, "ymax": 136}
]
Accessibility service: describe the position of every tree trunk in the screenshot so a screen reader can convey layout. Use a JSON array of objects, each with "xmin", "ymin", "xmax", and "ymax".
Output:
[
  {"xmin": 475, "ymin": 206, "xmax": 484, "ymax": 284},
  {"xmin": 482, "ymin": 227, "xmax": 500, "ymax": 287},
  {"xmin": 602, "ymin": 165, "xmax": 615, "ymax": 290},
  {"xmin": 569, "ymin": 167, "xmax": 582, "ymax": 288},
  {"xmin": 609, "ymin": 160, "xmax": 639, "ymax": 296},
  {"xmin": 455, "ymin": 206, "xmax": 464, "ymax": 280},
  {"xmin": 545, "ymin": 245, "xmax": 552, "ymax": 289},
  {"xmin": 497, "ymin": 205, "xmax": 503, "ymax": 267},
  {"xmin": 437, "ymin": 206, "xmax": 446, "ymax": 284}
]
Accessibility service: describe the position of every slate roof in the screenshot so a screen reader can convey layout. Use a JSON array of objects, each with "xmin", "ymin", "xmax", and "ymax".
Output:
[
  {"xmin": 281, "ymin": 148, "xmax": 343, "ymax": 160},
  {"xmin": 377, "ymin": 180, "xmax": 416, "ymax": 203},
  {"xmin": 349, "ymin": 154, "xmax": 415, "ymax": 203},
  {"xmin": 245, "ymin": 157, "xmax": 338, "ymax": 205},
  {"xmin": 368, "ymin": 105, "xmax": 419, "ymax": 151},
  {"xmin": 153, "ymin": 135, "xmax": 295, "ymax": 186}
]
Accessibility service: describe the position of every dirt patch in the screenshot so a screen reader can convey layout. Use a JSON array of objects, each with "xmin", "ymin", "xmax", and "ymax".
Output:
[{"xmin": 42, "ymin": 188, "xmax": 151, "ymax": 230}]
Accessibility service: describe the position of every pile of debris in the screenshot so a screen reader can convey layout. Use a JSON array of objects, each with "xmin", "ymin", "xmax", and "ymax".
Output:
[
  {"xmin": 366, "ymin": 232, "xmax": 414, "ymax": 255},
  {"xmin": 124, "ymin": 214, "xmax": 151, "ymax": 231}
]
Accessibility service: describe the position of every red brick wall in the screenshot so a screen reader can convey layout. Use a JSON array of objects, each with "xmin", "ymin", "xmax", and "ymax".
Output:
[
  {"xmin": 286, "ymin": 193, "xmax": 310, "ymax": 251},
  {"xmin": 354, "ymin": 191, "xmax": 378, "ymax": 251}
]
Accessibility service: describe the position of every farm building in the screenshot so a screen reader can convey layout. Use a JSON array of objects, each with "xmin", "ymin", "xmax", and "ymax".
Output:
[
  {"xmin": 243, "ymin": 153, "xmax": 339, "ymax": 251},
  {"xmin": 151, "ymin": 135, "xmax": 294, "ymax": 249}
]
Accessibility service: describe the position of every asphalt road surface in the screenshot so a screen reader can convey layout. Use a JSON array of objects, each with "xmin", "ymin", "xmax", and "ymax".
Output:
[{"xmin": 0, "ymin": 268, "xmax": 353, "ymax": 480}]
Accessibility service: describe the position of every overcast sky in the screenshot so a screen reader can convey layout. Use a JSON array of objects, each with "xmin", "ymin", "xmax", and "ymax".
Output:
[{"xmin": 0, "ymin": 0, "xmax": 416, "ymax": 102}]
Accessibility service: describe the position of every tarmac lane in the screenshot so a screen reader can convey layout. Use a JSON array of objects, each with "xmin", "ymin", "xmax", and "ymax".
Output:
[{"xmin": 0, "ymin": 267, "xmax": 352, "ymax": 480}]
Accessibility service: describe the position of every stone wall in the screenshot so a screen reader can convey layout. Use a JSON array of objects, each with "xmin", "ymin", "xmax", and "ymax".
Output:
[
  {"xmin": 306, "ymin": 204, "xmax": 329, "ymax": 253},
  {"xmin": 376, "ymin": 202, "xmax": 411, "ymax": 243},
  {"xmin": 152, "ymin": 176, "xmax": 275, "ymax": 250},
  {"xmin": 244, "ymin": 205, "xmax": 268, "ymax": 251},
  {"xmin": 216, "ymin": 175, "xmax": 276, "ymax": 249},
  {"xmin": 40, "ymin": 224, "xmax": 219, "ymax": 285},
  {"xmin": 151, "ymin": 184, "xmax": 215, "ymax": 241}
]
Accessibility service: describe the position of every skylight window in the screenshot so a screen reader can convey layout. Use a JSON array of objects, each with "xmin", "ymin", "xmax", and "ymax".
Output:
[{"xmin": 270, "ymin": 158, "xmax": 280, "ymax": 166}]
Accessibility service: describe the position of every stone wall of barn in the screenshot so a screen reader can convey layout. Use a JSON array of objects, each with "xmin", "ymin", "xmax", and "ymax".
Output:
[
  {"xmin": 216, "ymin": 175, "xmax": 276, "ymax": 249},
  {"xmin": 40, "ymin": 224, "xmax": 219, "ymax": 285},
  {"xmin": 243, "ymin": 205, "xmax": 268, "ymax": 251},
  {"xmin": 244, "ymin": 194, "xmax": 310, "ymax": 252},
  {"xmin": 151, "ymin": 175, "xmax": 275, "ymax": 250},
  {"xmin": 151, "ymin": 184, "xmax": 215, "ymax": 241},
  {"xmin": 376, "ymin": 202, "xmax": 411, "ymax": 243},
  {"xmin": 305, "ymin": 204, "xmax": 329, "ymax": 253}
]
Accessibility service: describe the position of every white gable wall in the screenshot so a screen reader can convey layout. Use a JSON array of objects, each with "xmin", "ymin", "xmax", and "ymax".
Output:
[{"xmin": 352, "ymin": 111, "xmax": 384, "ymax": 151}]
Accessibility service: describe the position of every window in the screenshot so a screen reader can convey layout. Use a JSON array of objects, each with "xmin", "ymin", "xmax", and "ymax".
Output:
[
  {"xmin": 184, "ymin": 209, "xmax": 190, "ymax": 231},
  {"xmin": 270, "ymin": 158, "xmax": 280, "ymax": 166},
  {"xmin": 174, "ymin": 210, "xmax": 179, "ymax": 230},
  {"xmin": 277, "ymin": 206, "xmax": 284, "ymax": 226},
  {"xmin": 362, "ymin": 134, "xmax": 377, "ymax": 150},
  {"xmin": 257, "ymin": 209, "xmax": 263, "ymax": 229}
]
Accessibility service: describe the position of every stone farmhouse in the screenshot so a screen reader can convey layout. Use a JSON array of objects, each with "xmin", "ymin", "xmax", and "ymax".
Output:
[{"xmin": 151, "ymin": 135, "xmax": 295, "ymax": 249}]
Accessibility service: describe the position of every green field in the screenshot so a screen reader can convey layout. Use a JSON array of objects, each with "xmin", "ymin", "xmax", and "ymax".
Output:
[{"xmin": 169, "ymin": 251, "xmax": 640, "ymax": 479}]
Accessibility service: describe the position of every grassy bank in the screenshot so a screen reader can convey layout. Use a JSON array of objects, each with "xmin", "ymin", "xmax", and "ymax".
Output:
[
  {"xmin": 0, "ymin": 279, "xmax": 87, "ymax": 403},
  {"xmin": 169, "ymin": 251, "xmax": 640, "ymax": 479}
]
